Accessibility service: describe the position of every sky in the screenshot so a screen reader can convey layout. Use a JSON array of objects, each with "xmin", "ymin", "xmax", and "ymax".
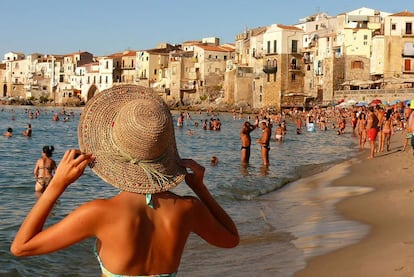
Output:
[{"xmin": 0, "ymin": 0, "xmax": 412, "ymax": 58}]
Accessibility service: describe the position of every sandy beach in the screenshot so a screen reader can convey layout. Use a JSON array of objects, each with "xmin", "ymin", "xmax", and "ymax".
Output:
[{"xmin": 295, "ymin": 130, "xmax": 414, "ymax": 277}]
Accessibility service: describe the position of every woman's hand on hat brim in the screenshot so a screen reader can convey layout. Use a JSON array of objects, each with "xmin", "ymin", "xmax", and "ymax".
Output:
[
  {"xmin": 52, "ymin": 149, "xmax": 94, "ymax": 189},
  {"xmin": 178, "ymin": 159, "xmax": 205, "ymax": 192}
]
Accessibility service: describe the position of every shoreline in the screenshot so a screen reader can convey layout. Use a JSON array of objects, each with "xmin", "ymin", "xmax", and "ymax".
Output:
[{"xmin": 294, "ymin": 130, "xmax": 414, "ymax": 276}]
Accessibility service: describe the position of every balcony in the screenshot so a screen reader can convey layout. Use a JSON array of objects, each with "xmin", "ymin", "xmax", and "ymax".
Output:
[
  {"xmin": 252, "ymin": 53, "xmax": 263, "ymax": 59},
  {"xmin": 263, "ymin": 65, "xmax": 277, "ymax": 74},
  {"xmin": 289, "ymin": 64, "xmax": 301, "ymax": 71},
  {"xmin": 303, "ymin": 58, "xmax": 313, "ymax": 64},
  {"xmin": 180, "ymin": 88, "xmax": 196, "ymax": 93}
]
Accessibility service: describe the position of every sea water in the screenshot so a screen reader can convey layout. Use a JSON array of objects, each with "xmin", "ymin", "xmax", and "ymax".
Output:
[{"xmin": 0, "ymin": 106, "xmax": 369, "ymax": 276}]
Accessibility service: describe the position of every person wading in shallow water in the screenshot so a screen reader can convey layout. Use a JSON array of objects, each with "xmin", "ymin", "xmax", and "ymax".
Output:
[
  {"xmin": 256, "ymin": 120, "xmax": 271, "ymax": 166},
  {"xmin": 33, "ymin": 145, "xmax": 57, "ymax": 194},
  {"xmin": 240, "ymin": 121, "xmax": 257, "ymax": 164}
]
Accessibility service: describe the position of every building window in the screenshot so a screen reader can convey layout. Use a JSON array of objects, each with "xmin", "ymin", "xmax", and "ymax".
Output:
[
  {"xmin": 267, "ymin": 41, "xmax": 271, "ymax": 54},
  {"xmin": 259, "ymin": 94, "xmax": 262, "ymax": 102},
  {"xmin": 363, "ymin": 35, "xmax": 368, "ymax": 40},
  {"xmin": 105, "ymin": 61, "xmax": 109, "ymax": 69},
  {"xmin": 105, "ymin": 76, "xmax": 108, "ymax": 83},
  {"xmin": 291, "ymin": 73, "xmax": 296, "ymax": 81},
  {"xmin": 351, "ymin": 61, "xmax": 363, "ymax": 69},
  {"xmin": 267, "ymin": 73, "xmax": 270, "ymax": 82},
  {"xmin": 291, "ymin": 40, "xmax": 298, "ymax": 53},
  {"xmin": 273, "ymin": 40, "xmax": 277, "ymax": 54},
  {"xmin": 406, "ymin": 23, "xmax": 412, "ymax": 35},
  {"xmin": 404, "ymin": 59, "xmax": 412, "ymax": 72},
  {"xmin": 392, "ymin": 24, "xmax": 396, "ymax": 30}
]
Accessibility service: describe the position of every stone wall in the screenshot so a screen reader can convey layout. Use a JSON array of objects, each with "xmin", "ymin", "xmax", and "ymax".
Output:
[{"xmin": 333, "ymin": 88, "xmax": 414, "ymax": 103}]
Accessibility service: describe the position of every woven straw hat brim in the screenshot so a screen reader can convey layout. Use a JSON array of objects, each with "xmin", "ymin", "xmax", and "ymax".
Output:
[{"xmin": 78, "ymin": 84, "xmax": 186, "ymax": 194}]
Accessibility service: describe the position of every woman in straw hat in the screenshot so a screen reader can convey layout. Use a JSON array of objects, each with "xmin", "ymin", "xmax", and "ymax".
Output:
[{"xmin": 11, "ymin": 85, "xmax": 239, "ymax": 276}]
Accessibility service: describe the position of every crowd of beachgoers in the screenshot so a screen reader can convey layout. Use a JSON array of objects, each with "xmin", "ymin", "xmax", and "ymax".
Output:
[{"xmin": 3, "ymin": 100, "xmax": 412, "ymax": 163}]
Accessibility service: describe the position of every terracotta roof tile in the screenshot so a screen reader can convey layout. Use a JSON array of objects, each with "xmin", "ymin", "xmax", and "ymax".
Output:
[
  {"xmin": 196, "ymin": 45, "xmax": 234, "ymax": 52},
  {"xmin": 276, "ymin": 24, "xmax": 303, "ymax": 31},
  {"xmin": 390, "ymin": 10, "xmax": 414, "ymax": 17}
]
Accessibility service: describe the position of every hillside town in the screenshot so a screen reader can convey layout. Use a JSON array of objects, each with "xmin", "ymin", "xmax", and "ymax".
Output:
[{"xmin": 1, "ymin": 7, "xmax": 414, "ymax": 112}]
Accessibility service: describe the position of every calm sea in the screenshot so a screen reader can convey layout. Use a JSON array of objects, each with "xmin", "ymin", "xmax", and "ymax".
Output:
[{"xmin": 0, "ymin": 106, "xmax": 368, "ymax": 277}]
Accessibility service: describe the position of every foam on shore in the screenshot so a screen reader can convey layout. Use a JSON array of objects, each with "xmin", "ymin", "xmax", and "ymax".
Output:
[{"xmin": 295, "ymin": 130, "xmax": 414, "ymax": 277}]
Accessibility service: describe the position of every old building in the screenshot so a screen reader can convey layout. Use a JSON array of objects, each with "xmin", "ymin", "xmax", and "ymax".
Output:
[
  {"xmin": 296, "ymin": 12, "xmax": 337, "ymax": 106},
  {"xmin": 232, "ymin": 26, "xmax": 267, "ymax": 109},
  {"xmin": 261, "ymin": 24, "xmax": 304, "ymax": 110},
  {"xmin": 136, "ymin": 43, "xmax": 179, "ymax": 95},
  {"xmin": 383, "ymin": 10, "xmax": 414, "ymax": 87}
]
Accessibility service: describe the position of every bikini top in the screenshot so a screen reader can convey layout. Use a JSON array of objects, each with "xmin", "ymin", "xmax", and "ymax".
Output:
[{"xmin": 94, "ymin": 242, "xmax": 177, "ymax": 277}]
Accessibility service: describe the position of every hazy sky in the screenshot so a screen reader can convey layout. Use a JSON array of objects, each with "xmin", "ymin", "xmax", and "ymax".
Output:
[{"xmin": 1, "ymin": 0, "xmax": 411, "ymax": 57}]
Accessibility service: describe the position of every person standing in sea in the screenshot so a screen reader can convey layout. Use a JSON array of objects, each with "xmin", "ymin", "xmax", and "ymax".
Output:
[
  {"xmin": 256, "ymin": 120, "xmax": 271, "ymax": 166},
  {"xmin": 240, "ymin": 121, "xmax": 257, "ymax": 164},
  {"xmin": 3, "ymin": 127, "xmax": 13, "ymax": 137},
  {"xmin": 33, "ymin": 145, "xmax": 57, "ymax": 194},
  {"xmin": 23, "ymin": 123, "xmax": 32, "ymax": 137}
]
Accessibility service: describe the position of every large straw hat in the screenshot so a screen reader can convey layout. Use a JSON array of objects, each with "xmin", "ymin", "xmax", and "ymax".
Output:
[{"xmin": 78, "ymin": 84, "xmax": 186, "ymax": 194}]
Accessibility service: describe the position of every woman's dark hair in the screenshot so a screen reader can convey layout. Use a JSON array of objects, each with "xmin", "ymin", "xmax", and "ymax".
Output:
[
  {"xmin": 42, "ymin": 145, "xmax": 55, "ymax": 157},
  {"xmin": 7, "ymin": 127, "xmax": 12, "ymax": 133},
  {"xmin": 386, "ymin": 109, "xmax": 393, "ymax": 120}
]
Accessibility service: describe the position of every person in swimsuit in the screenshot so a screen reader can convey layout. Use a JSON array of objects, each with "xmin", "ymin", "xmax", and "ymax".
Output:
[
  {"xmin": 403, "ymin": 105, "xmax": 413, "ymax": 152},
  {"xmin": 380, "ymin": 109, "xmax": 393, "ymax": 152},
  {"xmin": 11, "ymin": 85, "xmax": 239, "ymax": 277},
  {"xmin": 366, "ymin": 106, "xmax": 379, "ymax": 159},
  {"xmin": 274, "ymin": 123, "xmax": 284, "ymax": 143},
  {"xmin": 356, "ymin": 112, "xmax": 367, "ymax": 150},
  {"xmin": 3, "ymin": 127, "xmax": 13, "ymax": 137},
  {"xmin": 23, "ymin": 123, "xmax": 32, "ymax": 137},
  {"xmin": 240, "ymin": 121, "xmax": 257, "ymax": 164},
  {"xmin": 256, "ymin": 120, "xmax": 271, "ymax": 166},
  {"xmin": 33, "ymin": 145, "xmax": 57, "ymax": 194}
]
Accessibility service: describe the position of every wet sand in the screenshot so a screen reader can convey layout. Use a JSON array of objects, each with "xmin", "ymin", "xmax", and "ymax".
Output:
[{"xmin": 295, "ymin": 130, "xmax": 414, "ymax": 277}]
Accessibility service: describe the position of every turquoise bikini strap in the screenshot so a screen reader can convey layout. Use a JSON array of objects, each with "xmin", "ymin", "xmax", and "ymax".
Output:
[{"xmin": 146, "ymin": 194, "xmax": 154, "ymax": 209}]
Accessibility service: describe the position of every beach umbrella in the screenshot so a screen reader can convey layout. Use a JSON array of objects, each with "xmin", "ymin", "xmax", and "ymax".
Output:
[
  {"xmin": 337, "ymin": 98, "xmax": 345, "ymax": 104},
  {"xmin": 355, "ymin": 102, "xmax": 368, "ymax": 107},
  {"xmin": 390, "ymin": 99, "xmax": 401, "ymax": 105},
  {"xmin": 369, "ymin": 99, "xmax": 382, "ymax": 106},
  {"xmin": 346, "ymin": 99, "xmax": 357, "ymax": 105}
]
